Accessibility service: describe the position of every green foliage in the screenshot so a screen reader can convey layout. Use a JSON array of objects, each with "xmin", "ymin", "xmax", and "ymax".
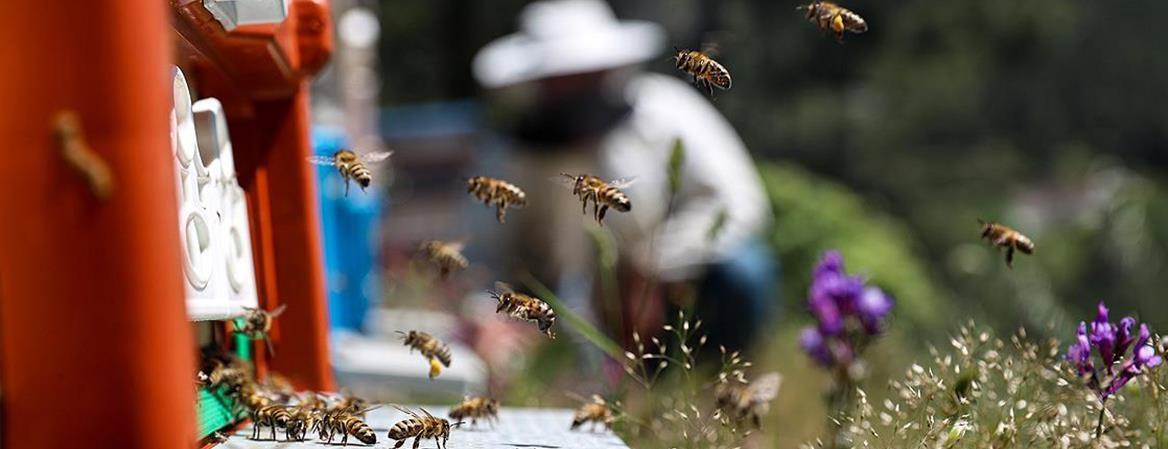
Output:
[{"xmin": 760, "ymin": 162, "xmax": 946, "ymax": 334}]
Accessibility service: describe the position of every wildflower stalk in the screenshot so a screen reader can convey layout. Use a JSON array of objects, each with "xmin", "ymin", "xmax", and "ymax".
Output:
[
  {"xmin": 631, "ymin": 137, "xmax": 685, "ymax": 328},
  {"xmin": 1095, "ymin": 397, "xmax": 1107, "ymax": 440}
]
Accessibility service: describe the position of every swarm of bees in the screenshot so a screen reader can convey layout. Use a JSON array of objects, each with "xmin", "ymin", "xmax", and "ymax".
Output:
[
  {"xmin": 199, "ymin": 360, "xmax": 381, "ymax": 445},
  {"xmin": 557, "ymin": 173, "xmax": 635, "ymax": 226},
  {"xmin": 467, "ymin": 176, "xmax": 528, "ymax": 223},
  {"xmin": 448, "ymin": 396, "xmax": 499, "ymax": 428},
  {"xmin": 714, "ymin": 372, "xmax": 782, "ymax": 428},
  {"xmin": 418, "ymin": 240, "xmax": 469, "ymax": 278},
  {"xmin": 307, "ymin": 149, "xmax": 394, "ymax": 196},
  {"xmin": 797, "ymin": 2, "xmax": 868, "ymax": 43},
  {"xmin": 978, "ymin": 219, "xmax": 1035, "ymax": 268},
  {"xmin": 673, "ymin": 47, "xmax": 732, "ymax": 97},
  {"xmin": 398, "ymin": 330, "xmax": 453, "ymax": 379},
  {"xmin": 570, "ymin": 395, "xmax": 615, "ymax": 432},
  {"xmin": 388, "ymin": 405, "xmax": 461, "ymax": 449},
  {"xmin": 488, "ymin": 282, "xmax": 558, "ymax": 339}
]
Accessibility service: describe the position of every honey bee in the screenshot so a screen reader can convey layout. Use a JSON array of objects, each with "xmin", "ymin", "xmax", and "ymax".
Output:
[
  {"xmin": 797, "ymin": 2, "xmax": 868, "ymax": 43},
  {"xmin": 388, "ymin": 405, "xmax": 459, "ymax": 449},
  {"xmin": 397, "ymin": 330, "xmax": 452, "ymax": 379},
  {"xmin": 467, "ymin": 176, "xmax": 528, "ymax": 223},
  {"xmin": 234, "ymin": 304, "xmax": 287, "ymax": 355},
  {"xmin": 236, "ymin": 380, "xmax": 275, "ymax": 412},
  {"xmin": 673, "ymin": 47, "xmax": 732, "ymax": 96},
  {"xmin": 307, "ymin": 149, "xmax": 393, "ymax": 196},
  {"xmin": 419, "ymin": 240, "xmax": 469, "ymax": 278},
  {"xmin": 714, "ymin": 372, "xmax": 782, "ymax": 428},
  {"xmin": 570, "ymin": 395, "xmax": 615, "ymax": 432},
  {"xmin": 320, "ymin": 406, "xmax": 379, "ymax": 445},
  {"xmin": 488, "ymin": 282, "xmax": 557, "ymax": 339},
  {"xmin": 978, "ymin": 219, "xmax": 1035, "ymax": 268},
  {"xmin": 448, "ymin": 396, "xmax": 500, "ymax": 427},
  {"xmin": 556, "ymin": 173, "xmax": 635, "ymax": 225},
  {"xmin": 250, "ymin": 404, "xmax": 294, "ymax": 441},
  {"xmin": 329, "ymin": 389, "xmax": 371, "ymax": 418},
  {"xmin": 285, "ymin": 404, "xmax": 323, "ymax": 441}
]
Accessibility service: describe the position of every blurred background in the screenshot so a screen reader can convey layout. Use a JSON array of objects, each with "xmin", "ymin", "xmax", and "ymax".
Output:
[{"xmin": 309, "ymin": 0, "xmax": 1168, "ymax": 447}]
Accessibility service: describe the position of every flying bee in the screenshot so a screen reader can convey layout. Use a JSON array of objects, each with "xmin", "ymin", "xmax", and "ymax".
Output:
[
  {"xmin": 418, "ymin": 240, "xmax": 469, "ymax": 278},
  {"xmin": 673, "ymin": 47, "xmax": 732, "ymax": 96},
  {"xmin": 388, "ymin": 405, "xmax": 460, "ymax": 449},
  {"xmin": 556, "ymin": 173, "xmax": 635, "ymax": 225},
  {"xmin": 488, "ymin": 282, "xmax": 557, "ymax": 339},
  {"xmin": 715, "ymin": 371, "xmax": 782, "ymax": 428},
  {"xmin": 797, "ymin": 2, "xmax": 868, "ymax": 43},
  {"xmin": 261, "ymin": 372, "xmax": 296, "ymax": 404},
  {"xmin": 467, "ymin": 176, "xmax": 528, "ymax": 223},
  {"xmin": 307, "ymin": 149, "xmax": 393, "ymax": 196},
  {"xmin": 570, "ymin": 395, "xmax": 615, "ymax": 432},
  {"xmin": 236, "ymin": 380, "xmax": 275, "ymax": 412},
  {"xmin": 234, "ymin": 304, "xmax": 287, "ymax": 355},
  {"xmin": 320, "ymin": 406, "xmax": 380, "ymax": 445},
  {"xmin": 448, "ymin": 396, "xmax": 500, "ymax": 427},
  {"xmin": 250, "ymin": 404, "xmax": 294, "ymax": 441},
  {"xmin": 978, "ymin": 219, "xmax": 1035, "ymax": 268},
  {"xmin": 397, "ymin": 330, "xmax": 452, "ymax": 379}
]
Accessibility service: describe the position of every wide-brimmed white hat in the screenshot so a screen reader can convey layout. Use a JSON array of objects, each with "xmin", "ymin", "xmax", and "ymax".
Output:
[{"xmin": 473, "ymin": 0, "xmax": 666, "ymax": 89}]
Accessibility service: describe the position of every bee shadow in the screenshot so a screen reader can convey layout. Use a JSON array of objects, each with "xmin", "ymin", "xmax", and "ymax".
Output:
[{"xmin": 502, "ymin": 444, "xmax": 560, "ymax": 449}]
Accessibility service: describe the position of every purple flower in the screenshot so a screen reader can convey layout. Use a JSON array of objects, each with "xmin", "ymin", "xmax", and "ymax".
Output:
[
  {"xmin": 801, "ymin": 251, "xmax": 894, "ymax": 372},
  {"xmin": 800, "ymin": 326, "xmax": 832, "ymax": 367},
  {"xmin": 813, "ymin": 250, "xmax": 845, "ymax": 279},
  {"xmin": 1066, "ymin": 322, "xmax": 1094, "ymax": 377},
  {"xmin": 857, "ymin": 287, "xmax": 893, "ymax": 335},
  {"xmin": 1066, "ymin": 302, "xmax": 1162, "ymax": 401}
]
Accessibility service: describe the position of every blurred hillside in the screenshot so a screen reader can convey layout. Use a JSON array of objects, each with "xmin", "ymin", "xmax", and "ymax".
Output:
[{"xmin": 369, "ymin": 0, "xmax": 1168, "ymax": 334}]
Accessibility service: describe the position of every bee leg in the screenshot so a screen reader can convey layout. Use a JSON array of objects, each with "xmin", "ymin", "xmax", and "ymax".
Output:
[
  {"xmin": 592, "ymin": 201, "xmax": 599, "ymax": 221},
  {"xmin": 496, "ymin": 205, "xmax": 506, "ymax": 224},
  {"xmin": 598, "ymin": 205, "xmax": 609, "ymax": 222},
  {"xmin": 1006, "ymin": 246, "xmax": 1015, "ymax": 269},
  {"xmin": 345, "ymin": 179, "xmax": 351, "ymax": 197},
  {"xmin": 412, "ymin": 435, "xmax": 423, "ymax": 449},
  {"xmin": 393, "ymin": 438, "xmax": 406, "ymax": 449}
]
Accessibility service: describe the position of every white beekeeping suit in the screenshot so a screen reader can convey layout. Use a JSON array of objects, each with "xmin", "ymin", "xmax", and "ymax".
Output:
[{"xmin": 602, "ymin": 73, "xmax": 771, "ymax": 281}]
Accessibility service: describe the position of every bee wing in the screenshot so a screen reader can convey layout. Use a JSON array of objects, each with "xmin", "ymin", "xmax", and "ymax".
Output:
[
  {"xmin": 359, "ymin": 150, "xmax": 394, "ymax": 164},
  {"xmin": 700, "ymin": 42, "xmax": 721, "ymax": 57},
  {"xmin": 590, "ymin": 394, "xmax": 607, "ymax": 405},
  {"xmin": 745, "ymin": 372, "xmax": 783, "ymax": 403},
  {"xmin": 390, "ymin": 404, "xmax": 421, "ymax": 419},
  {"xmin": 306, "ymin": 155, "xmax": 337, "ymax": 166},
  {"xmin": 419, "ymin": 407, "xmax": 436, "ymax": 419},
  {"xmin": 607, "ymin": 177, "xmax": 638, "ymax": 189},
  {"xmin": 357, "ymin": 404, "xmax": 382, "ymax": 415},
  {"xmin": 268, "ymin": 304, "xmax": 288, "ymax": 318},
  {"xmin": 565, "ymin": 391, "xmax": 590, "ymax": 404},
  {"xmin": 493, "ymin": 281, "xmax": 515, "ymax": 294}
]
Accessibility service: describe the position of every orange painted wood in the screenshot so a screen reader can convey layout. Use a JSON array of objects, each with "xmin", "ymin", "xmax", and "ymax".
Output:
[
  {"xmin": 0, "ymin": 1, "xmax": 197, "ymax": 448},
  {"xmin": 171, "ymin": 0, "xmax": 336, "ymax": 391}
]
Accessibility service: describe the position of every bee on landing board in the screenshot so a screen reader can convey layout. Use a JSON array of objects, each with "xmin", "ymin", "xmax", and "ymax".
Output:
[
  {"xmin": 319, "ymin": 406, "xmax": 379, "ymax": 445},
  {"xmin": 673, "ymin": 47, "xmax": 732, "ymax": 97},
  {"xmin": 570, "ymin": 395, "xmax": 615, "ymax": 432},
  {"xmin": 556, "ymin": 173, "xmax": 635, "ymax": 225},
  {"xmin": 250, "ymin": 404, "xmax": 294, "ymax": 441},
  {"xmin": 388, "ymin": 405, "xmax": 460, "ymax": 449},
  {"xmin": 397, "ymin": 330, "xmax": 452, "ymax": 379},
  {"xmin": 797, "ymin": 2, "xmax": 868, "ymax": 43},
  {"xmin": 307, "ymin": 149, "xmax": 393, "ymax": 196},
  {"xmin": 488, "ymin": 282, "xmax": 557, "ymax": 339},
  {"xmin": 234, "ymin": 305, "xmax": 287, "ymax": 355},
  {"xmin": 467, "ymin": 176, "xmax": 528, "ymax": 223},
  {"xmin": 978, "ymin": 219, "xmax": 1035, "ymax": 268},
  {"xmin": 448, "ymin": 396, "xmax": 500, "ymax": 428},
  {"xmin": 714, "ymin": 372, "xmax": 782, "ymax": 428},
  {"xmin": 418, "ymin": 240, "xmax": 469, "ymax": 278}
]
